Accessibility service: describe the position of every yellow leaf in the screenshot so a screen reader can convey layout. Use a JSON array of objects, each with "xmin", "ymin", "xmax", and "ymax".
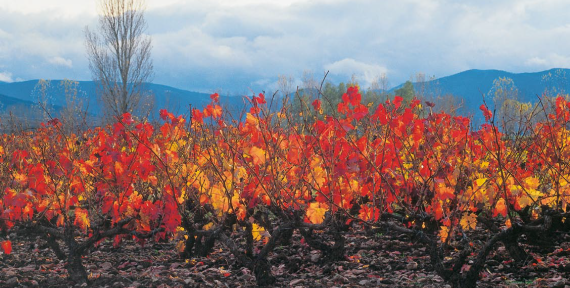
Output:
[
  {"xmin": 524, "ymin": 177, "xmax": 539, "ymax": 190},
  {"xmin": 234, "ymin": 166, "xmax": 247, "ymax": 182},
  {"xmin": 176, "ymin": 240, "xmax": 185, "ymax": 253},
  {"xmin": 349, "ymin": 179, "xmax": 360, "ymax": 193},
  {"xmin": 460, "ymin": 213, "xmax": 477, "ymax": 230},
  {"xmin": 310, "ymin": 166, "xmax": 326, "ymax": 187},
  {"xmin": 518, "ymin": 195, "xmax": 533, "ymax": 207},
  {"xmin": 177, "ymin": 188, "xmax": 186, "ymax": 204},
  {"xmin": 306, "ymin": 202, "xmax": 328, "ymax": 224},
  {"xmin": 210, "ymin": 184, "xmax": 229, "ymax": 213},
  {"xmin": 14, "ymin": 173, "xmax": 28, "ymax": 186},
  {"xmin": 439, "ymin": 226, "xmax": 449, "ymax": 242},
  {"xmin": 475, "ymin": 178, "xmax": 487, "ymax": 187},
  {"xmin": 246, "ymin": 113, "xmax": 259, "ymax": 127},
  {"xmin": 175, "ymin": 226, "xmax": 185, "ymax": 237},
  {"xmin": 251, "ymin": 223, "xmax": 267, "ymax": 241},
  {"xmin": 203, "ymin": 222, "xmax": 214, "ymax": 230}
]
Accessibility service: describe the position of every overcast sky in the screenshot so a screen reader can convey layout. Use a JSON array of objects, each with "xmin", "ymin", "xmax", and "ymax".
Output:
[{"xmin": 1, "ymin": 0, "xmax": 570, "ymax": 94}]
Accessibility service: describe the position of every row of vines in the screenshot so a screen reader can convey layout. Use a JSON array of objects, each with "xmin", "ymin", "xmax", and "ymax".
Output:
[{"xmin": 1, "ymin": 87, "xmax": 570, "ymax": 287}]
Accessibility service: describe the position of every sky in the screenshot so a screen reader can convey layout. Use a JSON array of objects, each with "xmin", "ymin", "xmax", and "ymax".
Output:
[{"xmin": 1, "ymin": 0, "xmax": 570, "ymax": 94}]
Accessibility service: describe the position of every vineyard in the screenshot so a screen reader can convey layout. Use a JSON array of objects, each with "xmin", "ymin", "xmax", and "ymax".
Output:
[{"xmin": 1, "ymin": 87, "xmax": 570, "ymax": 288}]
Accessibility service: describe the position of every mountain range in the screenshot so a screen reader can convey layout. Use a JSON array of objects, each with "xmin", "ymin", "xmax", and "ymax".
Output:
[
  {"xmin": 1, "ymin": 68, "xmax": 569, "ymax": 124},
  {"xmin": 391, "ymin": 68, "xmax": 570, "ymax": 122},
  {"xmin": 0, "ymin": 80, "xmax": 247, "ymax": 121}
]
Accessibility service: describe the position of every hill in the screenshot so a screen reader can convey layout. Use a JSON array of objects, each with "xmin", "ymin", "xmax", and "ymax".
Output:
[
  {"xmin": 2, "ymin": 69, "xmax": 570, "ymax": 124},
  {"xmin": 0, "ymin": 80, "xmax": 246, "ymax": 118},
  {"xmin": 0, "ymin": 93, "xmax": 37, "ymax": 108},
  {"xmin": 391, "ymin": 68, "xmax": 570, "ymax": 122}
]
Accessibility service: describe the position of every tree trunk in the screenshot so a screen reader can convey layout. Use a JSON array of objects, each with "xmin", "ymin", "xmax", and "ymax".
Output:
[
  {"xmin": 253, "ymin": 258, "xmax": 276, "ymax": 286},
  {"xmin": 503, "ymin": 237, "xmax": 528, "ymax": 263},
  {"xmin": 65, "ymin": 252, "xmax": 88, "ymax": 284}
]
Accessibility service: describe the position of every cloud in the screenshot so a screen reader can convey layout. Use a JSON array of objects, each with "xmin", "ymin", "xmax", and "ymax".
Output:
[
  {"xmin": 0, "ymin": 71, "xmax": 14, "ymax": 83},
  {"xmin": 325, "ymin": 58, "xmax": 388, "ymax": 87},
  {"xmin": 48, "ymin": 56, "xmax": 73, "ymax": 68},
  {"xmin": 525, "ymin": 54, "xmax": 570, "ymax": 68},
  {"xmin": 2, "ymin": 0, "xmax": 570, "ymax": 93}
]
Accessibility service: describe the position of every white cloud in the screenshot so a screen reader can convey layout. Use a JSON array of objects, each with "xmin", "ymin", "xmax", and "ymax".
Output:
[
  {"xmin": 48, "ymin": 56, "xmax": 73, "ymax": 68},
  {"xmin": 0, "ymin": 28, "xmax": 10, "ymax": 39},
  {"xmin": 0, "ymin": 0, "xmax": 96, "ymax": 16},
  {"xmin": 325, "ymin": 58, "xmax": 388, "ymax": 87},
  {"xmin": 2, "ymin": 0, "xmax": 570, "ymax": 92},
  {"xmin": 526, "ymin": 57, "xmax": 549, "ymax": 67},
  {"xmin": 525, "ymin": 54, "xmax": 570, "ymax": 68},
  {"xmin": 0, "ymin": 71, "xmax": 14, "ymax": 82}
]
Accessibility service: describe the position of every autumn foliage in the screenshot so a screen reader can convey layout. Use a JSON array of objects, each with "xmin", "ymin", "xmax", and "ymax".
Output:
[{"xmin": 1, "ymin": 86, "xmax": 570, "ymax": 287}]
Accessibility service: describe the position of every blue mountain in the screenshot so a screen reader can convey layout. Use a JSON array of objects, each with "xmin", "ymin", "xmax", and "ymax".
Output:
[
  {"xmin": 391, "ymin": 68, "xmax": 570, "ymax": 122},
  {"xmin": 0, "ymin": 93, "xmax": 37, "ymax": 107},
  {"xmin": 2, "ymin": 69, "xmax": 569, "ymax": 124},
  {"xmin": 0, "ymin": 80, "xmax": 247, "ymax": 118}
]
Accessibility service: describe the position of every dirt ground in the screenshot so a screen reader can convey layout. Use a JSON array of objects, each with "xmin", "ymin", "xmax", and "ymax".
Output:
[{"xmin": 1, "ymin": 226, "xmax": 569, "ymax": 287}]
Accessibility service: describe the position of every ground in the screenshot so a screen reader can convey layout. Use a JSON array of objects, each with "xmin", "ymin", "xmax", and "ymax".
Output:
[{"xmin": 0, "ymin": 226, "xmax": 569, "ymax": 287}]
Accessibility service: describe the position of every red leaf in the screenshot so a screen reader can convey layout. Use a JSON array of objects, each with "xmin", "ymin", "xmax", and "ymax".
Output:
[
  {"xmin": 402, "ymin": 108, "xmax": 414, "ymax": 125},
  {"xmin": 337, "ymin": 102, "xmax": 349, "ymax": 114},
  {"xmin": 480, "ymin": 104, "xmax": 493, "ymax": 122},
  {"xmin": 47, "ymin": 118, "xmax": 60, "ymax": 127},
  {"xmin": 342, "ymin": 86, "xmax": 361, "ymax": 106},
  {"xmin": 159, "ymin": 109, "xmax": 169, "ymax": 120},
  {"xmin": 393, "ymin": 96, "xmax": 403, "ymax": 109},
  {"xmin": 121, "ymin": 113, "xmax": 134, "ymax": 125},
  {"xmin": 204, "ymin": 105, "xmax": 223, "ymax": 119},
  {"xmin": 372, "ymin": 104, "xmax": 388, "ymax": 125},
  {"xmin": 312, "ymin": 99, "xmax": 321, "ymax": 111},
  {"xmin": 192, "ymin": 109, "xmax": 203, "ymax": 124},
  {"xmin": 256, "ymin": 93, "xmax": 266, "ymax": 104},
  {"xmin": 1, "ymin": 241, "xmax": 12, "ymax": 255}
]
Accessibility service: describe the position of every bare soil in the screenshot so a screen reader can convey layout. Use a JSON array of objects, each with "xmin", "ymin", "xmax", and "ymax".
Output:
[{"xmin": 1, "ymin": 227, "xmax": 569, "ymax": 287}]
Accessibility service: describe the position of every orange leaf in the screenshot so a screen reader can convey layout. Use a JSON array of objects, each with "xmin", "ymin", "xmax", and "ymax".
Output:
[
  {"xmin": 74, "ymin": 208, "xmax": 90, "ymax": 230},
  {"xmin": 245, "ymin": 113, "xmax": 258, "ymax": 127},
  {"xmin": 494, "ymin": 198, "xmax": 507, "ymax": 217},
  {"xmin": 306, "ymin": 202, "xmax": 328, "ymax": 224},
  {"xmin": 249, "ymin": 146, "xmax": 266, "ymax": 165},
  {"xmin": 210, "ymin": 105, "xmax": 223, "ymax": 119}
]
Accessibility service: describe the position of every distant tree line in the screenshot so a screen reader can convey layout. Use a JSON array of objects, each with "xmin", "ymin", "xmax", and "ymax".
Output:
[{"xmin": 277, "ymin": 70, "xmax": 570, "ymax": 138}]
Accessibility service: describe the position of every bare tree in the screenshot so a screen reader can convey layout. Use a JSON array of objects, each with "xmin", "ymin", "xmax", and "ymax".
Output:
[
  {"xmin": 302, "ymin": 70, "xmax": 317, "ymax": 90},
  {"xmin": 33, "ymin": 79, "xmax": 53, "ymax": 121},
  {"xmin": 277, "ymin": 74, "xmax": 295, "ymax": 99},
  {"xmin": 59, "ymin": 79, "xmax": 89, "ymax": 133},
  {"xmin": 85, "ymin": 0, "xmax": 153, "ymax": 118}
]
